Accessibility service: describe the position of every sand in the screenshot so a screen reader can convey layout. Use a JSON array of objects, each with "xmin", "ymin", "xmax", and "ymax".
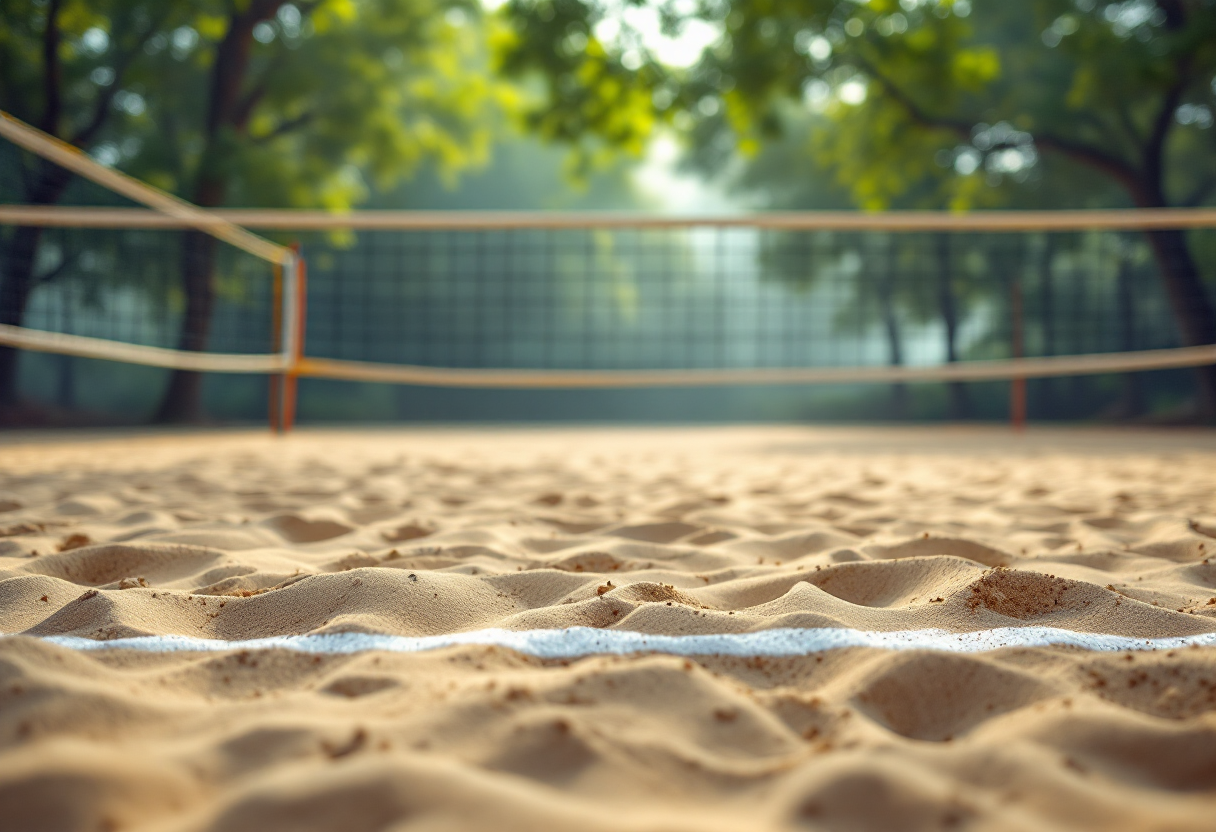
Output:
[{"xmin": 1, "ymin": 425, "xmax": 1215, "ymax": 831}]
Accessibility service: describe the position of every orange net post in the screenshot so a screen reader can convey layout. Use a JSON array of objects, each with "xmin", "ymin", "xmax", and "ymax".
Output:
[
  {"xmin": 268, "ymin": 260, "xmax": 284, "ymax": 432},
  {"xmin": 276, "ymin": 246, "xmax": 306, "ymax": 433}
]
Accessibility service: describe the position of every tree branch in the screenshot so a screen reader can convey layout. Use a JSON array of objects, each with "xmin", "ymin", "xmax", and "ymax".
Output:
[
  {"xmin": 1080, "ymin": 109, "xmax": 1139, "ymax": 167},
  {"xmin": 1181, "ymin": 172, "xmax": 1216, "ymax": 208},
  {"xmin": 1135, "ymin": 0, "xmax": 1197, "ymax": 206},
  {"xmin": 294, "ymin": 1, "xmax": 326, "ymax": 18},
  {"xmin": 851, "ymin": 54, "xmax": 973, "ymax": 140},
  {"xmin": 35, "ymin": 251, "xmax": 76, "ymax": 285},
  {"xmin": 70, "ymin": 86, "xmax": 121, "ymax": 150},
  {"xmin": 252, "ymin": 111, "xmax": 315, "ymax": 143},
  {"xmin": 206, "ymin": 0, "xmax": 282, "ymax": 137},
  {"xmin": 855, "ymin": 53, "xmax": 1147, "ymax": 201},
  {"xmin": 232, "ymin": 2, "xmax": 324, "ymax": 135},
  {"xmin": 1029, "ymin": 131, "xmax": 1151, "ymax": 203},
  {"xmin": 1139, "ymin": 73, "xmax": 1188, "ymax": 204},
  {"xmin": 1113, "ymin": 103, "xmax": 1143, "ymax": 156},
  {"xmin": 233, "ymin": 52, "xmax": 293, "ymax": 136},
  {"xmin": 1156, "ymin": 0, "xmax": 1187, "ymax": 28},
  {"xmin": 69, "ymin": 12, "xmax": 169, "ymax": 149},
  {"xmin": 40, "ymin": 0, "xmax": 63, "ymax": 135},
  {"xmin": 232, "ymin": 81, "xmax": 269, "ymax": 133}
]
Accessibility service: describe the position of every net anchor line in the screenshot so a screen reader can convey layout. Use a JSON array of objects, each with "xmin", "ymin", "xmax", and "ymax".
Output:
[
  {"xmin": 9, "ymin": 320, "xmax": 1212, "ymax": 388},
  {"xmin": 0, "ymin": 111, "xmax": 290, "ymax": 265},
  {"xmin": 0, "ymin": 324, "xmax": 288, "ymax": 374},
  {"xmin": 294, "ymin": 345, "xmax": 1216, "ymax": 389}
]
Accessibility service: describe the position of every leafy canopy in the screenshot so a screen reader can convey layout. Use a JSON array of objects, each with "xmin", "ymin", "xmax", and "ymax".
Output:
[
  {"xmin": 1, "ymin": 0, "xmax": 510, "ymax": 210},
  {"xmin": 496, "ymin": 0, "xmax": 1216, "ymax": 210}
]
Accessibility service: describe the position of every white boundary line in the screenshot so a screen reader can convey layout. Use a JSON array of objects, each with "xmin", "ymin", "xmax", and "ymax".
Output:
[
  {"xmin": 0, "ymin": 323, "xmax": 287, "ymax": 374},
  {"xmin": 3, "ymin": 205, "xmax": 1216, "ymax": 231},
  {"xmin": 9, "ymin": 626, "xmax": 1216, "ymax": 657}
]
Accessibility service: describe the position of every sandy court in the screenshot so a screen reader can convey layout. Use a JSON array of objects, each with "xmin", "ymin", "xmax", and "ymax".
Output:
[{"xmin": 2, "ymin": 425, "xmax": 1216, "ymax": 831}]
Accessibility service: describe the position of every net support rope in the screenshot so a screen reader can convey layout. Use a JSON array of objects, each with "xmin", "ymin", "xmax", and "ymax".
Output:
[
  {"xmin": 0, "ymin": 323, "xmax": 286, "ymax": 373},
  {"xmin": 292, "ymin": 345, "xmax": 1216, "ymax": 389},
  {"xmin": 0, "ymin": 114, "xmax": 288, "ymax": 263},
  {"xmin": 0, "ymin": 111, "xmax": 298, "ymax": 378}
]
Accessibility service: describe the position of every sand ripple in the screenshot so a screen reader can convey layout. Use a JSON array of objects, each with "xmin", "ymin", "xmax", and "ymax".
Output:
[{"xmin": 1, "ymin": 427, "xmax": 1216, "ymax": 830}]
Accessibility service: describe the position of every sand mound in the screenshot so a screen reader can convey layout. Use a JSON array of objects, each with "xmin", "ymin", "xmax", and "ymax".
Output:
[
  {"xmin": 25, "ymin": 542, "xmax": 230, "ymax": 587},
  {"xmin": 263, "ymin": 512, "xmax": 356, "ymax": 543},
  {"xmin": 2, "ymin": 426, "xmax": 1216, "ymax": 830},
  {"xmin": 863, "ymin": 535, "xmax": 1012, "ymax": 567},
  {"xmin": 966, "ymin": 568, "xmax": 1089, "ymax": 618},
  {"xmin": 851, "ymin": 651, "xmax": 1053, "ymax": 741}
]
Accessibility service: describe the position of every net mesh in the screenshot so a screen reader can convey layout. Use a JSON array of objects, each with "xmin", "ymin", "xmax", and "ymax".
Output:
[
  {"xmin": 295, "ymin": 227, "xmax": 1200, "ymax": 371},
  {"xmin": 5, "ymin": 224, "xmax": 278, "ymax": 356}
]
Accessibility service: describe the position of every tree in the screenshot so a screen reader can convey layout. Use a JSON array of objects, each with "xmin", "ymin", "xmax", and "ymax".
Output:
[
  {"xmin": 0, "ymin": 0, "xmax": 185, "ymax": 407},
  {"xmin": 0, "ymin": 0, "xmax": 502, "ymax": 419},
  {"xmin": 496, "ymin": 0, "xmax": 1216, "ymax": 413}
]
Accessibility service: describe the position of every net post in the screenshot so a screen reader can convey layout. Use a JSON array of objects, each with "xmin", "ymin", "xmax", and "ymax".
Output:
[
  {"xmin": 268, "ymin": 260, "xmax": 284, "ymax": 432},
  {"xmin": 276, "ymin": 244, "xmax": 306, "ymax": 434},
  {"xmin": 1010, "ymin": 277, "xmax": 1027, "ymax": 433}
]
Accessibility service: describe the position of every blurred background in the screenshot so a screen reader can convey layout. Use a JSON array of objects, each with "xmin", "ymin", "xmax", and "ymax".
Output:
[{"xmin": 1, "ymin": 0, "xmax": 1214, "ymax": 427}]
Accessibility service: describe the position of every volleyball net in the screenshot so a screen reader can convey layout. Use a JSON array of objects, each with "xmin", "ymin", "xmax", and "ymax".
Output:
[
  {"xmin": 0, "ymin": 112, "xmax": 302, "ymax": 427},
  {"xmin": 3, "ymin": 109, "xmax": 1216, "ymax": 428}
]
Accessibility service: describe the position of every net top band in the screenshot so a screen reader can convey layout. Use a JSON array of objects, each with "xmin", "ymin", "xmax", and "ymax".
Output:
[{"xmin": 2, "ymin": 205, "xmax": 1216, "ymax": 232}]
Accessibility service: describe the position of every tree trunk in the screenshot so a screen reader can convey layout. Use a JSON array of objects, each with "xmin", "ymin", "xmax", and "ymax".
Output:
[
  {"xmin": 1036, "ymin": 235, "xmax": 1058, "ymax": 419},
  {"xmin": 878, "ymin": 243, "xmax": 907, "ymax": 419},
  {"xmin": 55, "ymin": 354, "xmax": 75, "ymax": 410},
  {"xmin": 151, "ymin": 4, "xmax": 274, "ymax": 423},
  {"xmin": 935, "ymin": 233, "xmax": 969, "ymax": 419},
  {"xmin": 153, "ymin": 229, "xmax": 219, "ymax": 422},
  {"xmin": 1140, "ymin": 227, "xmax": 1216, "ymax": 418},
  {"xmin": 1114, "ymin": 250, "xmax": 1144, "ymax": 419},
  {"xmin": 0, "ymin": 225, "xmax": 47, "ymax": 405},
  {"xmin": 55, "ymin": 284, "xmax": 75, "ymax": 410},
  {"xmin": 0, "ymin": 0, "xmax": 122, "ymax": 407},
  {"xmin": 1066, "ymin": 253, "xmax": 1088, "ymax": 415},
  {"xmin": 0, "ymin": 155, "xmax": 76, "ymax": 405}
]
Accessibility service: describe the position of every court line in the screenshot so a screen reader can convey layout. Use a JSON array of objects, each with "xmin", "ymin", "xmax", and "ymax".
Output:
[{"xmin": 7, "ymin": 627, "xmax": 1216, "ymax": 657}]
